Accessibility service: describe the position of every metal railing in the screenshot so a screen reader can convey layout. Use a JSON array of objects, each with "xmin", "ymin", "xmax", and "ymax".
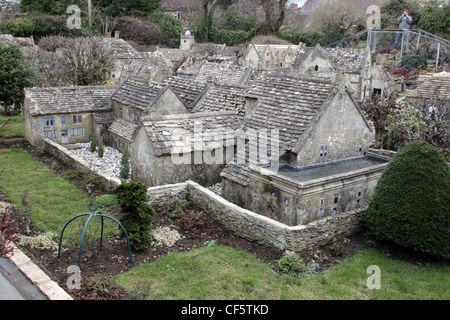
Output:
[{"xmin": 325, "ymin": 28, "xmax": 450, "ymax": 70}]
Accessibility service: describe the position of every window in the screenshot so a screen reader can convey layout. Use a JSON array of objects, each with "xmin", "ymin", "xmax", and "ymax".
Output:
[
  {"xmin": 324, "ymin": 146, "xmax": 327, "ymax": 156},
  {"xmin": 45, "ymin": 118, "xmax": 49, "ymax": 127},
  {"xmin": 320, "ymin": 146, "xmax": 327, "ymax": 157},
  {"xmin": 319, "ymin": 208, "xmax": 324, "ymax": 216},
  {"xmin": 174, "ymin": 12, "xmax": 180, "ymax": 19},
  {"xmin": 356, "ymin": 199, "xmax": 361, "ymax": 208},
  {"xmin": 357, "ymin": 188, "xmax": 362, "ymax": 197},
  {"xmin": 334, "ymin": 194, "xmax": 339, "ymax": 204},
  {"xmin": 359, "ymin": 144, "xmax": 363, "ymax": 152},
  {"xmin": 61, "ymin": 117, "xmax": 66, "ymax": 125},
  {"xmin": 320, "ymin": 198, "xmax": 324, "ymax": 206},
  {"xmin": 50, "ymin": 117, "xmax": 54, "ymax": 126},
  {"xmin": 73, "ymin": 115, "xmax": 82, "ymax": 124},
  {"xmin": 48, "ymin": 131, "xmax": 53, "ymax": 139},
  {"xmin": 314, "ymin": 65, "xmax": 319, "ymax": 71},
  {"xmin": 43, "ymin": 131, "xmax": 47, "ymax": 138},
  {"xmin": 53, "ymin": 130, "xmax": 58, "ymax": 138},
  {"xmin": 320, "ymin": 146, "xmax": 324, "ymax": 157},
  {"xmin": 332, "ymin": 208, "xmax": 337, "ymax": 216}
]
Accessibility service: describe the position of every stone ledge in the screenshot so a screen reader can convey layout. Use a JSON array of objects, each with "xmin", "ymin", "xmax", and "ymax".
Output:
[{"xmin": 6, "ymin": 243, "xmax": 73, "ymax": 300}]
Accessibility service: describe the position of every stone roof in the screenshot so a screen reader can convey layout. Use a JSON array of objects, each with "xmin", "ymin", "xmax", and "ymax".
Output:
[
  {"xmin": 194, "ymin": 62, "xmax": 251, "ymax": 86},
  {"xmin": 142, "ymin": 111, "xmax": 241, "ymax": 156},
  {"xmin": 107, "ymin": 118, "xmax": 139, "ymax": 142},
  {"xmin": 92, "ymin": 112, "xmax": 115, "ymax": 125},
  {"xmin": 102, "ymin": 38, "xmax": 141, "ymax": 59},
  {"xmin": 321, "ymin": 47, "xmax": 368, "ymax": 74},
  {"xmin": 221, "ymin": 76, "xmax": 337, "ymax": 186},
  {"xmin": 162, "ymin": 76, "xmax": 208, "ymax": 110},
  {"xmin": 192, "ymin": 85, "xmax": 247, "ymax": 121},
  {"xmin": 406, "ymin": 72, "xmax": 450, "ymax": 100},
  {"xmin": 112, "ymin": 76, "xmax": 165, "ymax": 111},
  {"xmin": 293, "ymin": 45, "xmax": 369, "ymax": 74},
  {"xmin": 24, "ymin": 86, "xmax": 117, "ymax": 116},
  {"xmin": 0, "ymin": 34, "xmax": 35, "ymax": 47},
  {"xmin": 292, "ymin": 46, "xmax": 314, "ymax": 69},
  {"xmin": 244, "ymin": 76, "xmax": 336, "ymax": 151}
]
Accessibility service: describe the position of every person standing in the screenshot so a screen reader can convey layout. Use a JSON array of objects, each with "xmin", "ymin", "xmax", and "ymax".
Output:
[{"xmin": 392, "ymin": 10, "xmax": 413, "ymax": 50}]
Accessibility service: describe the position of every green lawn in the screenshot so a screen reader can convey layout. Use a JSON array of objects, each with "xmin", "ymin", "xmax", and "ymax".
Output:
[
  {"xmin": 0, "ymin": 113, "xmax": 24, "ymax": 138},
  {"xmin": 115, "ymin": 245, "xmax": 450, "ymax": 300},
  {"xmin": 0, "ymin": 148, "xmax": 117, "ymax": 246}
]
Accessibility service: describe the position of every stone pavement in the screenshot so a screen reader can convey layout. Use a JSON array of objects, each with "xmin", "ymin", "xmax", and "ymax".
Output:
[{"xmin": 0, "ymin": 243, "xmax": 73, "ymax": 300}]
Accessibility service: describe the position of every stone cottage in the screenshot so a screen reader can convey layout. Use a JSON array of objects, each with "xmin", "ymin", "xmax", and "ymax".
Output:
[
  {"xmin": 220, "ymin": 75, "xmax": 379, "ymax": 225},
  {"xmin": 292, "ymin": 44, "xmax": 373, "ymax": 101},
  {"xmin": 243, "ymin": 44, "xmax": 299, "ymax": 70},
  {"xmin": 23, "ymin": 86, "xmax": 117, "ymax": 147},
  {"xmin": 130, "ymin": 111, "xmax": 241, "ymax": 186},
  {"xmin": 108, "ymin": 75, "xmax": 190, "ymax": 152}
]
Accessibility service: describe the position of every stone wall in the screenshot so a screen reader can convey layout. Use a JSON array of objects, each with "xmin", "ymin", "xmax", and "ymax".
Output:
[
  {"xmin": 148, "ymin": 180, "xmax": 366, "ymax": 253},
  {"xmin": 42, "ymin": 139, "xmax": 121, "ymax": 192}
]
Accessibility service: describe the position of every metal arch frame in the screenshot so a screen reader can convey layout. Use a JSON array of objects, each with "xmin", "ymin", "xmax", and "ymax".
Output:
[{"xmin": 57, "ymin": 211, "xmax": 133, "ymax": 268}]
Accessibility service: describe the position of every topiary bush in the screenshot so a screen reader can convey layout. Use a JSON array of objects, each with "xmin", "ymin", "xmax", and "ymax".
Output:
[
  {"xmin": 113, "ymin": 181, "xmax": 155, "ymax": 251},
  {"xmin": 364, "ymin": 140, "xmax": 450, "ymax": 260}
]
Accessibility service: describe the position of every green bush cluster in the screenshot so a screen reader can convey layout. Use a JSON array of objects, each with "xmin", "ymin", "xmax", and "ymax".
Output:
[
  {"xmin": 113, "ymin": 181, "xmax": 155, "ymax": 251},
  {"xmin": 364, "ymin": 140, "xmax": 450, "ymax": 261},
  {"xmin": 401, "ymin": 55, "xmax": 428, "ymax": 71},
  {"xmin": 0, "ymin": 16, "xmax": 99, "ymax": 41}
]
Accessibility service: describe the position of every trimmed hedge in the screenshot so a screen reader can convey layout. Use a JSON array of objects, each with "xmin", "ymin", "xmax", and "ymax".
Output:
[{"xmin": 364, "ymin": 140, "xmax": 450, "ymax": 260}]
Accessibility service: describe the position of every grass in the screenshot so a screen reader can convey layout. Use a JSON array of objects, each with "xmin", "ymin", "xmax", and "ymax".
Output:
[
  {"xmin": 114, "ymin": 245, "xmax": 450, "ymax": 300},
  {"xmin": 0, "ymin": 148, "xmax": 118, "ymax": 246},
  {"xmin": 0, "ymin": 113, "xmax": 24, "ymax": 138}
]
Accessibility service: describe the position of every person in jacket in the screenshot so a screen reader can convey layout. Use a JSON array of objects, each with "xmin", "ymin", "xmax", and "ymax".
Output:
[{"xmin": 392, "ymin": 10, "xmax": 413, "ymax": 50}]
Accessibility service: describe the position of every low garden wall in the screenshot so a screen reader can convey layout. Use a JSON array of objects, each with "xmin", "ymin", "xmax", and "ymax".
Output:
[
  {"xmin": 148, "ymin": 180, "xmax": 366, "ymax": 253},
  {"xmin": 42, "ymin": 139, "xmax": 121, "ymax": 192}
]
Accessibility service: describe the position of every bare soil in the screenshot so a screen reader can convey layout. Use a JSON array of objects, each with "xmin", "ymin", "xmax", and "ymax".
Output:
[{"xmin": 0, "ymin": 140, "xmax": 439, "ymax": 300}]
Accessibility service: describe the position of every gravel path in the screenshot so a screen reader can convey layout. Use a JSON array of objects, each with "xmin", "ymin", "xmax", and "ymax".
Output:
[{"xmin": 67, "ymin": 143, "xmax": 130, "ymax": 180}]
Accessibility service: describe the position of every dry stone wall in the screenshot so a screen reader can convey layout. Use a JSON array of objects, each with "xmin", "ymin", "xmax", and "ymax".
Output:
[{"xmin": 149, "ymin": 180, "xmax": 366, "ymax": 253}]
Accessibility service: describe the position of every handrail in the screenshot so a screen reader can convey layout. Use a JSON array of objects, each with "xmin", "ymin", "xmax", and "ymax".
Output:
[{"xmin": 325, "ymin": 28, "xmax": 450, "ymax": 49}]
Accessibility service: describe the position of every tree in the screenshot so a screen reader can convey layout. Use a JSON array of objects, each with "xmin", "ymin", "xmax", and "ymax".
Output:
[
  {"xmin": 0, "ymin": 42, "xmax": 37, "ymax": 111},
  {"xmin": 361, "ymin": 92, "xmax": 399, "ymax": 149},
  {"xmin": 58, "ymin": 37, "xmax": 115, "ymax": 86},
  {"xmin": 418, "ymin": 1, "xmax": 450, "ymax": 38},
  {"xmin": 364, "ymin": 140, "xmax": 450, "ymax": 261},
  {"xmin": 113, "ymin": 181, "xmax": 155, "ymax": 251},
  {"xmin": 380, "ymin": 0, "xmax": 422, "ymax": 29},
  {"xmin": 307, "ymin": 2, "xmax": 366, "ymax": 33},
  {"xmin": 258, "ymin": 0, "xmax": 288, "ymax": 35}
]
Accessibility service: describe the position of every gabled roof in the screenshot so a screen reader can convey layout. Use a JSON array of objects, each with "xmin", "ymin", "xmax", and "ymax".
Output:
[
  {"xmin": 111, "ymin": 76, "xmax": 165, "ymax": 111},
  {"xmin": 293, "ymin": 44, "xmax": 369, "ymax": 74},
  {"xmin": 107, "ymin": 118, "xmax": 139, "ymax": 142},
  {"xmin": 102, "ymin": 38, "xmax": 141, "ymax": 59},
  {"xmin": 221, "ymin": 76, "xmax": 339, "ymax": 186},
  {"xmin": 162, "ymin": 76, "xmax": 208, "ymax": 110},
  {"xmin": 244, "ymin": 76, "xmax": 336, "ymax": 151},
  {"xmin": 322, "ymin": 47, "xmax": 369, "ymax": 74},
  {"xmin": 24, "ymin": 86, "xmax": 117, "ymax": 116},
  {"xmin": 192, "ymin": 85, "xmax": 247, "ymax": 121},
  {"xmin": 141, "ymin": 111, "xmax": 241, "ymax": 156}
]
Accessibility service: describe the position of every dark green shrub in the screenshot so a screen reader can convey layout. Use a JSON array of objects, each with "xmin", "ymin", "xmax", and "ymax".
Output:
[
  {"xmin": 119, "ymin": 146, "xmax": 130, "ymax": 180},
  {"xmin": 364, "ymin": 140, "xmax": 450, "ymax": 260},
  {"xmin": 113, "ymin": 181, "xmax": 155, "ymax": 251},
  {"xmin": 278, "ymin": 26, "xmax": 324, "ymax": 46},
  {"xmin": 401, "ymin": 55, "xmax": 427, "ymax": 71},
  {"xmin": 90, "ymin": 134, "xmax": 97, "ymax": 152},
  {"xmin": 97, "ymin": 137, "xmax": 104, "ymax": 158}
]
